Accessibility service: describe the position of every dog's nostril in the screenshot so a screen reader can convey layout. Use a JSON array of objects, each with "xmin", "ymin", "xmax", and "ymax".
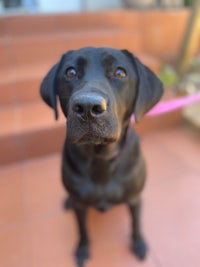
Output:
[
  {"xmin": 92, "ymin": 104, "xmax": 105, "ymax": 115},
  {"xmin": 73, "ymin": 104, "xmax": 84, "ymax": 115}
]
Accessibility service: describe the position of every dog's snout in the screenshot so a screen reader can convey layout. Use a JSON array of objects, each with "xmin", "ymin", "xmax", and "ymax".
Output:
[{"xmin": 72, "ymin": 94, "xmax": 107, "ymax": 119}]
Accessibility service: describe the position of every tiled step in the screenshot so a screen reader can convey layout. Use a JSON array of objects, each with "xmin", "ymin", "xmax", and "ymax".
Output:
[
  {"xmin": 0, "ymin": 102, "xmax": 66, "ymax": 165},
  {"xmin": 0, "ymin": 9, "xmax": 189, "ymax": 165},
  {"xmin": 0, "ymin": 10, "xmax": 140, "ymax": 80},
  {"xmin": 138, "ymin": 9, "xmax": 190, "ymax": 60},
  {"xmin": 4, "ymin": 8, "xmax": 190, "ymax": 72},
  {"xmin": 1, "ymin": 30, "xmax": 141, "ymax": 69},
  {"xmin": 0, "ymin": 11, "xmax": 139, "ymax": 38},
  {"xmin": 0, "ymin": 28, "xmax": 143, "ymax": 107},
  {"xmin": 0, "ymin": 63, "xmax": 45, "ymax": 106},
  {"xmin": 0, "ymin": 97, "xmax": 182, "ymax": 165},
  {"xmin": 0, "ymin": 51, "xmax": 162, "ymax": 106},
  {"xmin": 0, "ymin": 48, "xmax": 164, "ymax": 166},
  {"xmin": 0, "ymin": 10, "xmax": 190, "ymax": 57}
]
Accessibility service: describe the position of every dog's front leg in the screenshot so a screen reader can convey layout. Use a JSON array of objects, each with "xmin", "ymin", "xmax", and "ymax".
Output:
[
  {"xmin": 74, "ymin": 205, "xmax": 90, "ymax": 267},
  {"xmin": 128, "ymin": 199, "xmax": 148, "ymax": 260}
]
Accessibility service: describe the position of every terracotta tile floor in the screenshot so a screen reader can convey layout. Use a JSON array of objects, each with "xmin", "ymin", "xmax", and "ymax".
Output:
[{"xmin": 0, "ymin": 126, "xmax": 200, "ymax": 267}]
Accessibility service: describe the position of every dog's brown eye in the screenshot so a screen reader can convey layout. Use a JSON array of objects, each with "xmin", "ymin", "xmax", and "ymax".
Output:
[
  {"xmin": 114, "ymin": 67, "xmax": 127, "ymax": 78},
  {"xmin": 65, "ymin": 67, "xmax": 77, "ymax": 78}
]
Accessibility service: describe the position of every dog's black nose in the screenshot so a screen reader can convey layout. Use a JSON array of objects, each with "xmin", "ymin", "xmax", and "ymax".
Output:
[{"xmin": 72, "ymin": 94, "xmax": 107, "ymax": 119}]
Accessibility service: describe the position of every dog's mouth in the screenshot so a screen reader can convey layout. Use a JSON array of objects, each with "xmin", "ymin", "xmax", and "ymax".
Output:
[
  {"xmin": 69, "ymin": 133, "xmax": 117, "ymax": 145},
  {"xmin": 67, "ymin": 112, "xmax": 120, "ymax": 145}
]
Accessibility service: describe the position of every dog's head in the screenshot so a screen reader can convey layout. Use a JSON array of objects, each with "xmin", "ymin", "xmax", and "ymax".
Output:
[{"xmin": 40, "ymin": 47, "xmax": 163, "ymax": 145}]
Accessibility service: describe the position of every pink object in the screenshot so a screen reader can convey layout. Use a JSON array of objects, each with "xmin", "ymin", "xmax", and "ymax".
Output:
[{"xmin": 131, "ymin": 92, "xmax": 200, "ymax": 123}]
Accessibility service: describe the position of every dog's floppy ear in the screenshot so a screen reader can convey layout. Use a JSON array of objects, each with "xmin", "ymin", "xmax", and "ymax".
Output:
[
  {"xmin": 122, "ymin": 50, "xmax": 164, "ymax": 122},
  {"xmin": 40, "ymin": 54, "xmax": 66, "ymax": 120}
]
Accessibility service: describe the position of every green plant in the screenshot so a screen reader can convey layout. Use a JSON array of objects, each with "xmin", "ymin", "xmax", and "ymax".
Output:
[{"xmin": 158, "ymin": 64, "xmax": 179, "ymax": 87}]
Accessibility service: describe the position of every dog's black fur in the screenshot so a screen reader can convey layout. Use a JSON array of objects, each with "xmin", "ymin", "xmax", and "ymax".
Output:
[{"xmin": 40, "ymin": 47, "xmax": 163, "ymax": 267}]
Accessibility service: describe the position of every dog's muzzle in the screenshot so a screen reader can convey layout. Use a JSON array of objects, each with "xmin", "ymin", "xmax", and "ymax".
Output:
[{"xmin": 67, "ymin": 91, "xmax": 119, "ymax": 145}]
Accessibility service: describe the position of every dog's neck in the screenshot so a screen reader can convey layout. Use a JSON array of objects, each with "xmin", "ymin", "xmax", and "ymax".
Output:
[
  {"xmin": 64, "ymin": 124, "xmax": 136, "ymax": 185},
  {"xmin": 77, "ymin": 124, "xmax": 130, "ymax": 161}
]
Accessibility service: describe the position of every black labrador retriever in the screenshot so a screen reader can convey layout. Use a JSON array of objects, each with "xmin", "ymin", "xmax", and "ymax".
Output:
[{"xmin": 40, "ymin": 47, "xmax": 163, "ymax": 267}]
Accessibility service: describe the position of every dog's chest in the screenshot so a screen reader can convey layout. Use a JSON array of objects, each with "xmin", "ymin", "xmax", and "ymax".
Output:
[
  {"xmin": 72, "ymin": 158, "xmax": 126, "ymax": 209},
  {"xmin": 75, "ymin": 177, "xmax": 124, "ymax": 211},
  {"xmin": 63, "ymin": 138, "xmax": 143, "ymax": 211}
]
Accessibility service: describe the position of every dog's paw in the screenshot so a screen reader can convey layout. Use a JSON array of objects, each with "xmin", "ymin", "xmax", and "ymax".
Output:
[
  {"xmin": 131, "ymin": 238, "xmax": 148, "ymax": 260},
  {"xmin": 75, "ymin": 245, "xmax": 90, "ymax": 267}
]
